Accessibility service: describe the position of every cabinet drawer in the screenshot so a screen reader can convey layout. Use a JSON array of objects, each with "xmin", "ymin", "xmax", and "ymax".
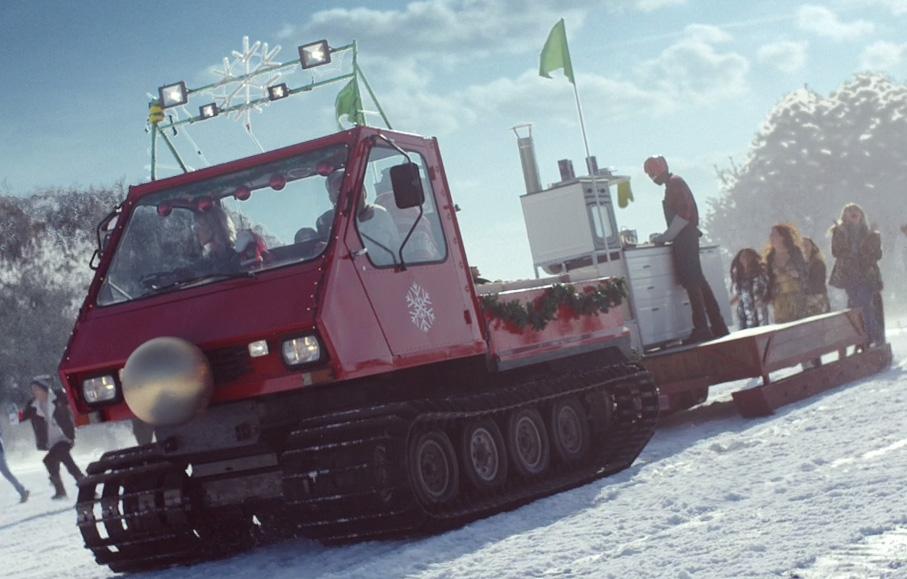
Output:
[
  {"xmin": 637, "ymin": 298, "xmax": 694, "ymax": 346},
  {"xmin": 636, "ymin": 304, "xmax": 673, "ymax": 345},
  {"xmin": 626, "ymin": 254, "xmax": 674, "ymax": 280},
  {"xmin": 630, "ymin": 273, "xmax": 683, "ymax": 304}
]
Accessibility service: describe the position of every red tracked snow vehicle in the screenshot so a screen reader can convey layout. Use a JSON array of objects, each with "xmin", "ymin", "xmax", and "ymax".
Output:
[{"xmin": 60, "ymin": 125, "xmax": 658, "ymax": 572}]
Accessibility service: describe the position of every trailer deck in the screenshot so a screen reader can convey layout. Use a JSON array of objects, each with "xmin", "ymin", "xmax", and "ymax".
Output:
[{"xmin": 641, "ymin": 309, "xmax": 893, "ymax": 417}]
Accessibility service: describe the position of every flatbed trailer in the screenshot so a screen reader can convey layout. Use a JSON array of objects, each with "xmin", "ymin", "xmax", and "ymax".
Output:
[{"xmin": 642, "ymin": 309, "xmax": 893, "ymax": 417}]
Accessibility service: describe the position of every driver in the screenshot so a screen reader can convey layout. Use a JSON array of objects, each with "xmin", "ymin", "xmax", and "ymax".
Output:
[
  {"xmin": 357, "ymin": 188, "xmax": 401, "ymax": 266},
  {"xmin": 194, "ymin": 204, "xmax": 240, "ymax": 270}
]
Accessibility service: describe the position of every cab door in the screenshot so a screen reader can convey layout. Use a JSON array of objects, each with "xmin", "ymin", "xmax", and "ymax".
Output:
[{"xmin": 343, "ymin": 138, "xmax": 484, "ymax": 363}]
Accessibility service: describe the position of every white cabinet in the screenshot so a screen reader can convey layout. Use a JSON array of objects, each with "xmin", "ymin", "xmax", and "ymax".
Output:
[{"xmin": 624, "ymin": 244, "xmax": 731, "ymax": 348}]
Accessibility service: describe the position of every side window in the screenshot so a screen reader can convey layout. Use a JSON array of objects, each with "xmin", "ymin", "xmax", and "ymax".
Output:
[{"xmin": 356, "ymin": 147, "xmax": 447, "ymax": 268}]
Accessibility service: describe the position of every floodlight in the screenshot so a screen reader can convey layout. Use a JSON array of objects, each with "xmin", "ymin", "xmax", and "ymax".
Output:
[
  {"xmin": 298, "ymin": 40, "xmax": 331, "ymax": 69},
  {"xmin": 199, "ymin": 103, "xmax": 219, "ymax": 119},
  {"xmin": 268, "ymin": 83, "xmax": 290, "ymax": 101},
  {"xmin": 158, "ymin": 81, "xmax": 188, "ymax": 108}
]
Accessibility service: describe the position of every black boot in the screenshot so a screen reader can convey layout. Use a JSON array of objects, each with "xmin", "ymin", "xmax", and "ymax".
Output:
[
  {"xmin": 49, "ymin": 475, "xmax": 67, "ymax": 500},
  {"xmin": 682, "ymin": 327, "xmax": 713, "ymax": 346}
]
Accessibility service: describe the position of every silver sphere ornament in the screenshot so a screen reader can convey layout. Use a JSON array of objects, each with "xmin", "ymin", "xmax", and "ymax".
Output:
[{"xmin": 122, "ymin": 337, "xmax": 213, "ymax": 426}]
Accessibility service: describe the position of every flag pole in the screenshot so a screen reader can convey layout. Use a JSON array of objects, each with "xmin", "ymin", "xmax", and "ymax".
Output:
[{"xmin": 570, "ymin": 60, "xmax": 611, "ymax": 269}]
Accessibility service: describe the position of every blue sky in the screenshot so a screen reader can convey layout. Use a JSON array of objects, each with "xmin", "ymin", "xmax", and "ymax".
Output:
[{"xmin": 2, "ymin": 0, "xmax": 906, "ymax": 280}]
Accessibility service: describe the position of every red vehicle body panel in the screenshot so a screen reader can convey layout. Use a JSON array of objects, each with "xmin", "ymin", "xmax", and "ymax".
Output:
[
  {"xmin": 481, "ymin": 278, "xmax": 628, "ymax": 369},
  {"xmin": 59, "ymin": 128, "xmax": 626, "ymax": 423}
]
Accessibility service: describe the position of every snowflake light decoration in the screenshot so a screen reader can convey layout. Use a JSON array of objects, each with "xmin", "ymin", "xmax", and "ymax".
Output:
[
  {"xmin": 208, "ymin": 36, "xmax": 285, "ymax": 133},
  {"xmin": 406, "ymin": 282, "xmax": 436, "ymax": 333}
]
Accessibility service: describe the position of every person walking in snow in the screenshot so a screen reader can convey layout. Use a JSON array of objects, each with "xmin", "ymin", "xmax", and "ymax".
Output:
[
  {"xmin": 828, "ymin": 203, "xmax": 885, "ymax": 345},
  {"xmin": 0, "ymin": 424, "xmax": 29, "ymax": 503},
  {"xmin": 644, "ymin": 155, "xmax": 729, "ymax": 344},
  {"xmin": 20, "ymin": 376, "xmax": 84, "ymax": 499}
]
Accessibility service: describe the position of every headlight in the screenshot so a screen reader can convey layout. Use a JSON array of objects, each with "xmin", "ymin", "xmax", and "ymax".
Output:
[
  {"xmin": 282, "ymin": 335, "xmax": 321, "ymax": 366},
  {"xmin": 82, "ymin": 375, "xmax": 118, "ymax": 404}
]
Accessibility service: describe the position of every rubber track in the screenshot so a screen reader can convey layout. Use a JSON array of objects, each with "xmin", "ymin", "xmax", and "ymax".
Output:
[
  {"xmin": 75, "ymin": 446, "xmax": 252, "ymax": 573},
  {"xmin": 74, "ymin": 361, "xmax": 657, "ymax": 571},
  {"xmin": 280, "ymin": 361, "xmax": 659, "ymax": 542}
]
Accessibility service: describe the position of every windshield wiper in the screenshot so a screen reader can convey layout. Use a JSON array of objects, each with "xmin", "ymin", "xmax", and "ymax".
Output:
[{"xmin": 144, "ymin": 270, "xmax": 256, "ymax": 296}]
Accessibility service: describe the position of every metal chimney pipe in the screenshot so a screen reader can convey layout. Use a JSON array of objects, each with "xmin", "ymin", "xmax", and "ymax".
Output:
[
  {"xmin": 586, "ymin": 155, "xmax": 599, "ymax": 176},
  {"xmin": 512, "ymin": 124, "xmax": 542, "ymax": 194},
  {"xmin": 557, "ymin": 159, "xmax": 575, "ymax": 182}
]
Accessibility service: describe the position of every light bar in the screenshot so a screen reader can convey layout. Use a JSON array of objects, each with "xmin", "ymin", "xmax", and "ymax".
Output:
[
  {"xmin": 199, "ymin": 102, "xmax": 219, "ymax": 119},
  {"xmin": 267, "ymin": 83, "xmax": 290, "ymax": 101},
  {"xmin": 298, "ymin": 40, "xmax": 331, "ymax": 69},
  {"xmin": 158, "ymin": 81, "xmax": 188, "ymax": 108}
]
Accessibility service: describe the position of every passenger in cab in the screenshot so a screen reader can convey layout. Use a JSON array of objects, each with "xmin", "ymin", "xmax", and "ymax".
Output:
[
  {"xmin": 357, "ymin": 193, "xmax": 401, "ymax": 266},
  {"xmin": 316, "ymin": 171, "xmax": 344, "ymax": 241}
]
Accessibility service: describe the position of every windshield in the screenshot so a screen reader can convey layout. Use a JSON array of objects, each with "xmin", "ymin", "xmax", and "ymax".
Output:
[{"xmin": 98, "ymin": 144, "xmax": 348, "ymax": 306}]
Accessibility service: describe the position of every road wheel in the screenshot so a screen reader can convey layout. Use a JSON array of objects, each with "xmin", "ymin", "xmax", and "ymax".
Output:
[
  {"xmin": 408, "ymin": 430, "xmax": 459, "ymax": 506},
  {"xmin": 460, "ymin": 418, "xmax": 508, "ymax": 491},
  {"xmin": 506, "ymin": 407, "xmax": 550, "ymax": 477},
  {"xmin": 550, "ymin": 397, "xmax": 590, "ymax": 464}
]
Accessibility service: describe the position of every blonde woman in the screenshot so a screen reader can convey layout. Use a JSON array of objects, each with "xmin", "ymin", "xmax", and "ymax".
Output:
[{"xmin": 829, "ymin": 203, "xmax": 884, "ymax": 345}]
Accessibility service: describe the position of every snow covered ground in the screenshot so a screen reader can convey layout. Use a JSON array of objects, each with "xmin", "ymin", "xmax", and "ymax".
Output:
[{"xmin": 2, "ymin": 328, "xmax": 905, "ymax": 578}]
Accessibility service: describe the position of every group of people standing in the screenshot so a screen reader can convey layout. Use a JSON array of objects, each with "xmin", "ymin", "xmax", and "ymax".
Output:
[
  {"xmin": 728, "ymin": 203, "xmax": 885, "ymax": 345},
  {"xmin": 1, "ymin": 376, "xmax": 85, "ymax": 503},
  {"xmin": 644, "ymin": 156, "xmax": 887, "ymax": 347}
]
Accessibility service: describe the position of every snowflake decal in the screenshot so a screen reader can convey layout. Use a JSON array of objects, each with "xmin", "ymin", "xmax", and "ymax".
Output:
[{"xmin": 406, "ymin": 282, "xmax": 435, "ymax": 333}]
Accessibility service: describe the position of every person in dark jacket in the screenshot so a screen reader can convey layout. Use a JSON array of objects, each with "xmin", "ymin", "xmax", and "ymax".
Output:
[
  {"xmin": 645, "ymin": 155, "xmax": 729, "ymax": 344},
  {"xmin": 829, "ymin": 203, "xmax": 885, "ymax": 345},
  {"xmin": 801, "ymin": 237, "xmax": 831, "ymax": 317},
  {"xmin": 20, "ymin": 377, "xmax": 84, "ymax": 499},
  {"xmin": 0, "ymin": 425, "xmax": 29, "ymax": 503}
]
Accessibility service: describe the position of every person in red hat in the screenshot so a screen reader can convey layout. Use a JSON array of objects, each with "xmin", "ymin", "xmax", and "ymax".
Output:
[{"xmin": 644, "ymin": 155, "xmax": 729, "ymax": 344}]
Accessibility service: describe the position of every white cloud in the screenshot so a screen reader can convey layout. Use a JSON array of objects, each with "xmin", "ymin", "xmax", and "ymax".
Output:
[
  {"xmin": 635, "ymin": 0, "xmax": 687, "ymax": 12},
  {"xmin": 797, "ymin": 5, "xmax": 875, "ymax": 41},
  {"xmin": 275, "ymin": 23, "xmax": 296, "ymax": 40},
  {"xmin": 859, "ymin": 40, "xmax": 907, "ymax": 71},
  {"xmin": 434, "ymin": 23, "xmax": 749, "ymax": 129},
  {"xmin": 637, "ymin": 24, "xmax": 750, "ymax": 105},
  {"xmin": 270, "ymin": 4, "xmax": 748, "ymax": 134},
  {"xmin": 683, "ymin": 23, "xmax": 734, "ymax": 44},
  {"xmin": 757, "ymin": 41, "xmax": 809, "ymax": 73},
  {"xmin": 297, "ymin": 1, "xmax": 589, "ymax": 62},
  {"xmin": 842, "ymin": 0, "xmax": 907, "ymax": 15},
  {"xmin": 460, "ymin": 69, "xmax": 673, "ymax": 124}
]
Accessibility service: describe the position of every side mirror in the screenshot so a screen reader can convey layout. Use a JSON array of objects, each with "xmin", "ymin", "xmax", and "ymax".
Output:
[{"xmin": 390, "ymin": 163, "xmax": 425, "ymax": 209}]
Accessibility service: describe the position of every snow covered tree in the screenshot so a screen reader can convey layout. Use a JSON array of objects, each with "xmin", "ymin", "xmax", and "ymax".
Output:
[
  {"xmin": 0, "ymin": 186, "xmax": 122, "ymax": 403},
  {"xmin": 705, "ymin": 73, "xmax": 907, "ymax": 300}
]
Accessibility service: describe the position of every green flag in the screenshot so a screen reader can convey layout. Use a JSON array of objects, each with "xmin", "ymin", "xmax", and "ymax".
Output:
[
  {"xmin": 336, "ymin": 77, "xmax": 365, "ymax": 129},
  {"xmin": 539, "ymin": 18, "xmax": 575, "ymax": 84}
]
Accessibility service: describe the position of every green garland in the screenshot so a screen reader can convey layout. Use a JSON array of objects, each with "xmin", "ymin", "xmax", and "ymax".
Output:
[{"xmin": 480, "ymin": 278, "xmax": 627, "ymax": 332}]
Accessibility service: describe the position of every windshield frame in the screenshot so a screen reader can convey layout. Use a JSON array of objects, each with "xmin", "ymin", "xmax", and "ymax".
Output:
[{"xmin": 93, "ymin": 131, "xmax": 356, "ymax": 308}]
